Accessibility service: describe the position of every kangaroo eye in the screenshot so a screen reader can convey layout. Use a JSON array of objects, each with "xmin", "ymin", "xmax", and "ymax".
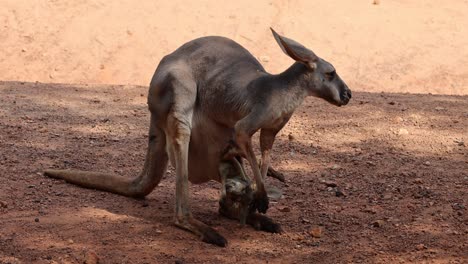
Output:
[{"xmin": 325, "ymin": 71, "xmax": 336, "ymax": 81}]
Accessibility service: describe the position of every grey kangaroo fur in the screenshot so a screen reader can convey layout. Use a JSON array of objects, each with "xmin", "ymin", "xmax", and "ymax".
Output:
[{"xmin": 45, "ymin": 28, "xmax": 351, "ymax": 247}]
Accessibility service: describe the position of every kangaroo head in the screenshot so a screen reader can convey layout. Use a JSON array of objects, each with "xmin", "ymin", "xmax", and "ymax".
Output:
[{"xmin": 271, "ymin": 28, "xmax": 351, "ymax": 106}]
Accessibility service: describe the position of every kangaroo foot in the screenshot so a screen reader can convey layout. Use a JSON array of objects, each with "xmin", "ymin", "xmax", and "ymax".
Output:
[
  {"xmin": 247, "ymin": 213, "xmax": 283, "ymax": 233},
  {"xmin": 175, "ymin": 216, "xmax": 227, "ymax": 247},
  {"xmin": 219, "ymin": 199, "xmax": 282, "ymax": 234}
]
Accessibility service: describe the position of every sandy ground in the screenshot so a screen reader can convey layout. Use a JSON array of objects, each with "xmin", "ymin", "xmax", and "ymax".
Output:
[{"xmin": 0, "ymin": 0, "xmax": 467, "ymax": 263}]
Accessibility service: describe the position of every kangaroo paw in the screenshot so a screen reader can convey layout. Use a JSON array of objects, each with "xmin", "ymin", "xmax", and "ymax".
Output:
[
  {"xmin": 175, "ymin": 217, "xmax": 227, "ymax": 247},
  {"xmin": 247, "ymin": 213, "xmax": 283, "ymax": 233}
]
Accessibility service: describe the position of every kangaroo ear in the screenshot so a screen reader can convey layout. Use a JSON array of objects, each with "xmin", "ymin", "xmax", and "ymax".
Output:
[{"xmin": 270, "ymin": 28, "xmax": 318, "ymax": 66}]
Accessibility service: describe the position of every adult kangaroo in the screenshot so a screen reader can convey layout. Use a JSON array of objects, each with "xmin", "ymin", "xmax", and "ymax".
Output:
[{"xmin": 45, "ymin": 28, "xmax": 351, "ymax": 247}]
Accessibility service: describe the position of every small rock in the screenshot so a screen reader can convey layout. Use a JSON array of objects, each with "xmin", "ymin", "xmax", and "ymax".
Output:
[
  {"xmin": 34, "ymin": 218, "xmax": 40, "ymax": 222},
  {"xmin": 0, "ymin": 201, "xmax": 7, "ymax": 208},
  {"xmin": 454, "ymin": 140, "xmax": 465, "ymax": 147},
  {"xmin": 288, "ymin": 133, "xmax": 295, "ymax": 141},
  {"xmin": 388, "ymin": 101, "xmax": 396, "ymax": 105},
  {"xmin": 301, "ymin": 217, "xmax": 311, "ymax": 224},
  {"xmin": 278, "ymin": 206, "xmax": 291, "ymax": 212},
  {"xmin": 330, "ymin": 164, "xmax": 340, "ymax": 170},
  {"xmin": 67, "ymin": 239, "xmax": 74, "ymax": 244},
  {"xmin": 424, "ymin": 161, "xmax": 431, "ymax": 166},
  {"xmin": 309, "ymin": 226, "xmax": 323, "ymax": 238},
  {"xmin": 397, "ymin": 128, "xmax": 409, "ymax": 135},
  {"xmin": 382, "ymin": 193, "xmax": 392, "ymax": 200},
  {"xmin": 362, "ymin": 207, "xmax": 377, "ymax": 214},
  {"xmin": 84, "ymin": 250, "xmax": 99, "ymax": 264},
  {"xmin": 22, "ymin": 48, "xmax": 27, "ymax": 52},
  {"xmin": 435, "ymin": 106, "xmax": 445, "ymax": 111},
  {"xmin": 335, "ymin": 189, "xmax": 346, "ymax": 197},
  {"xmin": 320, "ymin": 180, "xmax": 337, "ymax": 187},
  {"xmin": 413, "ymin": 178, "xmax": 423, "ymax": 184},
  {"xmin": 259, "ymin": 56, "xmax": 270, "ymax": 63},
  {"xmin": 415, "ymin": 244, "xmax": 426, "ymax": 251},
  {"xmin": 155, "ymin": 229, "xmax": 163, "ymax": 234},
  {"xmin": 373, "ymin": 0, "xmax": 380, "ymax": 5},
  {"xmin": 452, "ymin": 203, "xmax": 465, "ymax": 210},
  {"xmin": 372, "ymin": 220, "xmax": 385, "ymax": 227}
]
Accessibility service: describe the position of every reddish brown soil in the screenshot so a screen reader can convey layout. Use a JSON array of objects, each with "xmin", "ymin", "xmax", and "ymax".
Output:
[
  {"xmin": 1, "ymin": 1, "xmax": 468, "ymax": 263},
  {"xmin": 0, "ymin": 82, "xmax": 466, "ymax": 263}
]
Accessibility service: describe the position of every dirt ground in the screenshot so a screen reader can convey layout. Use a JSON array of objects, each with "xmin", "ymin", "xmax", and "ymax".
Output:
[
  {"xmin": 1, "ymin": 82, "xmax": 466, "ymax": 263},
  {"xmin": 1, "ymin": 0, "xmax": 467, "ymax": 264}
]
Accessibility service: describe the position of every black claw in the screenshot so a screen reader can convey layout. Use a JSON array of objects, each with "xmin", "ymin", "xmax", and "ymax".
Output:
[
  {"xmin": 202, "ymin": 230, "xmax": 228, "ymax": 247},
  {"xmin": 247, "ymin": 213, "xmax": 283, "ymax": 234},
  {"xmin": 259, "ymin": 217, "xmax": 283, "ymax": 233}
]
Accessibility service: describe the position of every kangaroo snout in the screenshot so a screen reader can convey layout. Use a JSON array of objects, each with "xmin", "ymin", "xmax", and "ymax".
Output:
[{"xmin": 339, "ymin": 86, "xmax": 352, "ymax": 106}]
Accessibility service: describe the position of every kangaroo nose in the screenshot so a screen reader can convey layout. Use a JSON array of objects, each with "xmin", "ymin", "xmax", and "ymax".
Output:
[{"xmin": 347, "ymin": 89, "xmax": 352, "ymax": 99}]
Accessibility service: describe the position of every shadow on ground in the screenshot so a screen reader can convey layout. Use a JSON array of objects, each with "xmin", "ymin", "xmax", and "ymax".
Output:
[{"xmin": 0, "ymin": 81, "xmax": 466, "ymax": 263}]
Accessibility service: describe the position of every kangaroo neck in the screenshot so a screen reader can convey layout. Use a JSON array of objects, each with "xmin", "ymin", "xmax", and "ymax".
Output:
[
  {"xmin": 270, "ymin": 61, "xmax": 309, "ymax": 101},
  {"xmin": 248, "ymin": 62, "xmax": 310, "ymax": 116}
]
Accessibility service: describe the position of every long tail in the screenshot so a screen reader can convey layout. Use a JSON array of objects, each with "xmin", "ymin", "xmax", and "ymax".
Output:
[{"xmin": 44, "ymin": 117, "xmax": 168, "ymax": 198}]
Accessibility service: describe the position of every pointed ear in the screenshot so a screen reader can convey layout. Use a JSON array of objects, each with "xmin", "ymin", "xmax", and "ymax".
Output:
[{"xmin": 270, "ymin": 28, "xmax": 318, "ymax": 66}]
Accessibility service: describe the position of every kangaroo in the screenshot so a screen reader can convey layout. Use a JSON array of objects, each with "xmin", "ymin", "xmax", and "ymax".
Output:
[{"xmin": 44, "ymin": 28, "xmax": 351, "ymax": 247}]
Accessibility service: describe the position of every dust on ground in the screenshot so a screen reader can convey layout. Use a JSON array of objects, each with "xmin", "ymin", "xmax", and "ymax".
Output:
[{"xmin": 0, "ymin": 82, "xmax": 466, "ymax": 263}]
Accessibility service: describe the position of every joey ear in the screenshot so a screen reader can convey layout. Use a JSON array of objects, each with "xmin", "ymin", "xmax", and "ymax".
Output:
[{"xmin": 270, "ymin": 28, "xmax": 318, "ymax": 65}]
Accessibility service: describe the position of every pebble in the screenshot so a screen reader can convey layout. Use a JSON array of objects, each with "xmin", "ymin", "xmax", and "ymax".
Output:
[
  {"xmin": 415, "ymin": 244, "xmax": 426, "ymax": 251},
  {"xmin": 372, "ymin": 220, "xmax": 385, "ymax": 227},
  {"xmin": 0, "ymin": 201, "xmax": 7, "ymax": 208},
  {"xmin": 84, "ymin": 250, "xmax": 99, "ymax": 264},
  {"xmin": 34, "ymin": 218, "xmax": 40, "ymax": 222},
  {"xmin": 397, "ymin": 128, "xmax": 409, "ymax": 135},
  {"xmin": 259, "ymin": 56, "xmax": 270, "ymax": 63},
  {"xmin": 335, "ymin": 189, "xmax": 346, "ymax": 197},
  {"xmin": 452, "ymin": 203, "xmax": 465, "ymax": 210},
  {"xmin": 288, "ymin": 133, "xmax": 295, "ymax": 141},
  {"xmin": 309, "ymin": 226, "xmax": 323, "ymax": 238},
  {"xmin": 413, "ymin": 178, "xmax": 423, "ymax": 184},
  {"xmin": 278, "ymin": 206, "xmax": 291, "ymax": 212},
  {"xmin": 320, "ymin": 180, "xmax": 337, "ymax": 187}
]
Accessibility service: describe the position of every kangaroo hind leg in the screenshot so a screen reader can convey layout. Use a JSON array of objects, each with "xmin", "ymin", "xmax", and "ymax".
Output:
[{"xmin": 164, "ymin": 74, "xmax": 227, "ymax": 247}]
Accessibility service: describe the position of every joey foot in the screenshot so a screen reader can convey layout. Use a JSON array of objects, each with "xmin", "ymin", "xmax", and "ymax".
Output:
[
  {"xmin": 219, "ymin": 196, "xmax": 281, "ymax": 233},
  {"xmin": 175, "ymin": 217, "xmax": 227, "ymax": 247}
]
